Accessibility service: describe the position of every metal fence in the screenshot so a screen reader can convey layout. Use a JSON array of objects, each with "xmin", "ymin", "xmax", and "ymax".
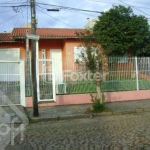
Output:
[
  {"xmin": 25, "ymin": 57, "xmax": 150, "ymax": 96},
  {"xmin": 0, "ymin": 61, "xmax": 25, "ymax": 106},
  {"xmin": 56, "ymin": 57, "xmax": 150, "ymax": 94},
  {"xmin": 37, "ymin": 59, "xmax": 55, "ymax": 102},
  {"xmin": 106, "ymin": 57, "xmax": 150, "ymax": 91}
]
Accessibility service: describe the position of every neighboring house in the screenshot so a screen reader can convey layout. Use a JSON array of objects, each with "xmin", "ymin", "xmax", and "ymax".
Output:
[{"xmin": 84, "ymin": 18, "xmax": 98, "ymax": 29}]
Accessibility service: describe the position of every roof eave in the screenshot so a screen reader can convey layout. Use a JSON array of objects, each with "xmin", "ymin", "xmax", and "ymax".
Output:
[
  {"xmin": 40, "ymin": 36, "xmax": 81, "ymax": 39},
  {"xmin": 0, "ymin": 41, "xmax": 17, "ymax": 43},
  {"xmin": 12, "ymin": 36, "xmax": 82, "ymax": 39}
]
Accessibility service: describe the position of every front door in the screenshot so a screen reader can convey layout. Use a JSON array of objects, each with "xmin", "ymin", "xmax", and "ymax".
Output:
[{"xmin": 50, "ymin": 50, "xmax": 63, "ymax": 84}]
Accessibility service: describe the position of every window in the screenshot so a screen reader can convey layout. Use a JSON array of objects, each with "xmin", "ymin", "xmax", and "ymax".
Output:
[
  {"xmin": 74, "ymin": 46, "xmax": 98, "ymax": 62},
  {"xmin": 42, "ymin": 49, "xmax": 46, "ymax": 64},
  {"xmin": 0, "ymin": 48, "xmax": 20, "ymax": 60},
  {"xmin": 74, "ymin": 46, "xmax": 86, "ymax": 62},
  {"xmin": 0, "ymin": 48, "xmax": 20, "ymax": 81}
]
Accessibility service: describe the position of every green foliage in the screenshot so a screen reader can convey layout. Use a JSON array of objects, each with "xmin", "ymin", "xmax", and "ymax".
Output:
[
  {"xmin": 76, "ymin": 30, "xmax": 102, "ymax": 73},
  {"xmin": 92, "ymin": 99, "xmax": 106, "ymax": 113},
  {"xmin": 76, "ymin": 28, "xmax": 107, "ymax": 103},
  {"xmin": 93, "ymin": 5, "xmax": 150, "ymax": 56},
  {"xmin": 90, "ymin": 94, "xmax": 108, "ymax": 112}
]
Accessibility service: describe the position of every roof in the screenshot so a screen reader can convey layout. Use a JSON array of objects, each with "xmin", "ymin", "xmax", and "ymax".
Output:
[
  {"xmin": 0, "ymin": 33, "xmax": 15, "ymax": 42},
  {"xmin": 11, "ymin": 28, "xmax": 86, "ymax": 39}
]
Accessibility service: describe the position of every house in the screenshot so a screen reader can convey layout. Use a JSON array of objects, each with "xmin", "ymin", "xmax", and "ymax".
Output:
[
  {"xmin": 0, "ymin": 28, "xmax": 84, "ymax": 78},
  {"xmin": 0, "ymin": 27, "xmax": 95, "ymax": 107},
  {"xmin": 1, "ymin": 27, "xmax": 150, "ymax": 107},
  {"xmin": 0, "ymin": 27, "xmax": 85, "ymax": 64},
  {"xmin": 84, "ymin": 18, "xmax": 98, "ymax": 29}
]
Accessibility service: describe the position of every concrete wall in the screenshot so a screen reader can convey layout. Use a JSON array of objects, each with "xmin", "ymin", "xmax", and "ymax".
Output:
[{"xmin": 25, "ymin": 90, "xmax": 150, "ymax": 107}]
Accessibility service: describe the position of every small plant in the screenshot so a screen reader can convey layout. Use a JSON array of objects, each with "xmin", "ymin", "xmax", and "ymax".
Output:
[
  {"xmin": 92, "ymin": 99, "xmax": 106, "ymax": 113},
  {"xmin": 57, "ymin": 116, "xmax": 60, "ymax": 120},
  {"xmin": 90, "ymin": 94, "xmax": 109, "ymax": 113}
]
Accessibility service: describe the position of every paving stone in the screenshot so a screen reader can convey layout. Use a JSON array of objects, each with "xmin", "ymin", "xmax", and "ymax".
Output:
[
  {"xmin": 3, "ymin": 112, "xmax": 150, "ymax": 149},
  {"xmin": 144, "ymin": 107, "xmax": 150, "ymax": 112},
  {"xmin": 112, "ymin": 111, "xmax": 122, "ymax": 115},
  {"xmin": 136, "ymin": 108, "xmax": 143, "ymax": 113},
  {"xmin": 113, "ymin": 146, "xmax": 121, "ymax": 150},
  {"xmin": 123, "ymin": 146, "xmax": 129, "ymax": 150}
]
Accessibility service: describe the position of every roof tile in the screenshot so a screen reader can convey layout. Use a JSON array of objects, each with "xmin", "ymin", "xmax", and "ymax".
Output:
[
  {"xmin": 11, "ymin": 28, "xmax": 86, "ymax": 38},
  {"xmin": 0, "ymin": 33, "xmax": 14, "ymax": 42}
]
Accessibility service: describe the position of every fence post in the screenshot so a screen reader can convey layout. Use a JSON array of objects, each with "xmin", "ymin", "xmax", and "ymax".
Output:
[
  {"xmin": 20, "ymin": 61, "xmax": 26, "ymax": 107},
  {"xmin": 36, "ymin": 40, "xmax": 40, "ymax": 102},
  {"xmin": 135, "ymin": 57, "xmax": 139, "ymax": 90}
]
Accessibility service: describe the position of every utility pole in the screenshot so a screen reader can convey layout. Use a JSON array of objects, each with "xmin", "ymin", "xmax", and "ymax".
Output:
[{"xmin": 30, "ymin": 0, "xmax": 39, "ymax": 117}]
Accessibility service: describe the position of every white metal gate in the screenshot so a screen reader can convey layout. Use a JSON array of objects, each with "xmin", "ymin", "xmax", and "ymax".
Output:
[
  {"xmin": 37, "ymin": 59, "xmax": 56, "ymax": 102},
  {"xmin": 0, "ymin": 61, "xmax": 25, "ymax": 106}
]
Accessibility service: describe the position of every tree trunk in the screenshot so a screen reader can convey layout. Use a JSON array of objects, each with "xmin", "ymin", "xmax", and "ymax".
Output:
[
  {"xmin": 95, "ymin": 62, "xmax": 103, "ymax": 103},
  {"xmin": 96, "ymin": 81, "xmax": 102, "ymax": 103}
]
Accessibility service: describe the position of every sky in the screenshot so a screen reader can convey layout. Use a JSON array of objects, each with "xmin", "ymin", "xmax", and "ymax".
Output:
[{"xmin": 0, "ymin": 0, "xmax": 150, "ymax": 33}]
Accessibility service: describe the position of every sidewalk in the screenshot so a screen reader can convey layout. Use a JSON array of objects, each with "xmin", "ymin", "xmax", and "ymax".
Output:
[{"xmin": 25, "ymin": 99, "xmax": 150, "ymax": 122}]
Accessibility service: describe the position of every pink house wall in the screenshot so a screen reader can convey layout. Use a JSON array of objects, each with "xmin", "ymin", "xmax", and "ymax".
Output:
[{"xmin": 25, "ymin": 90, "xmax": 150, "ymax": 107}]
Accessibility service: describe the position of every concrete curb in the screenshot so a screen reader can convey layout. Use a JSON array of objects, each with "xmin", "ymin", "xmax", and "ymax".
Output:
[
  {"xmin": 28, "ymin": 107, "xmax": 150, "ymax": 123},
  {"xmin": 30, "ymin": 114, "xmax": 91, "ymax": 123}
]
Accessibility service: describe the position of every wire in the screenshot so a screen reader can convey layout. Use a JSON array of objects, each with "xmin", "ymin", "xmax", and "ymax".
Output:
[
  {"xmin": 0, "ymin": 4, "xmax": 29, "ymax": 8},
  {"xmin": 119, "ymin": 0, "xmax": 150, "ymax": 17},
  {"xmin": 0, "ymin": 9, "xmax": 13, "ymax": 13},
  {"xmin": 36, "ymin": 2, "xmax": 102, "ymax": 14},
  {"xmin": 13, "ymin": 12, "xmax": 22, "ymax": 27},
  {"xmin": 36, "ymin": 4, "xmax": 98, "ymax": 18},
  {"xmin": 0, "ymin": 0, "xmax": 26, "ymax": 2},
  {"xmin": 27, "ymin": 0, "xmax": 29, "ymax": 25},
  {"xmin": 36, "ymin": 6, "xmax": 75, "ymax": 28},
  {"xmin": 0, "ymin": 7, "xmax": 27, "ymax": 26},
  {"xmin": 117, "ymin": 0, "xmax": 150, "ymax": 6},
  {"xmin": 89, "ymin": 0, "xmax": 150, "ymax": 10},
  {"xmin": 88, "ymin": 0, "xmax": 150, "ymax": 20},
  {"xmin": 0, "ymin": 1, "xmax": 27, "ymax": 5}
]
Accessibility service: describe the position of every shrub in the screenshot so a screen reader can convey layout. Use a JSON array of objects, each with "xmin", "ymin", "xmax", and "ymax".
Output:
[
  {"xmin": 90, "ymin": 93, "xmax": 110, "ymax": 113},
  {"xmin": 92, "ymin": 99, "xmax": 106, "ymax": 113}
]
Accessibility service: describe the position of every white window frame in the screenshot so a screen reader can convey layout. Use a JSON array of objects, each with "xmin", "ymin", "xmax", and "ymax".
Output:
[
  {"xmin": 42, "ymin": 49, "xmax": 46, "ymax": 80},
  {"xmin": 26, "ymin": 51, "xmax": 31, "ymax": 75}
]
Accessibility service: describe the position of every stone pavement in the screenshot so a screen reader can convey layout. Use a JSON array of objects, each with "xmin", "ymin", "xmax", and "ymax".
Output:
[
  {"xmin": 5, "ymin": 112, "xmax": 150, "ymax": 150},
  {"xmin": 25, "ymin": 99, "xmax": 150, "ymax": 122},
  {"xmin": 3, "ymin": 99, "xmax": 150, "ymax": 150},
  {"xmin": 0, "ymin": 106, "xmax": 27, "ymax": 123}
]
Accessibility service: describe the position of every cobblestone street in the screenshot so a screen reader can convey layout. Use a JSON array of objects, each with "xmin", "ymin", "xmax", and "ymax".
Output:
[{"xmin": 6, "ymin": 112, "xmax": 150, "ymax": 150}]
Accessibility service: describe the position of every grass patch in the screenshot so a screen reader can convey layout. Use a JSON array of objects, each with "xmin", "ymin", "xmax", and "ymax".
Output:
[
  {"xmin": 65, "ymin": 79, "xmax": 150, "ymax": 94},
  {"xmin": 25, "ymin": 79, "xmax": 150, "ymax": 96}
]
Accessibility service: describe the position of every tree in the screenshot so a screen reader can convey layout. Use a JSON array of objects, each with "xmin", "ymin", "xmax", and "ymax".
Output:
[
  {"xmin": 93, "ymin": 5, "xmax": 150, "ymax": 56},
  {"xmin": 76, "ymin": 30, "xmax": 108, "ymax": 103}
]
